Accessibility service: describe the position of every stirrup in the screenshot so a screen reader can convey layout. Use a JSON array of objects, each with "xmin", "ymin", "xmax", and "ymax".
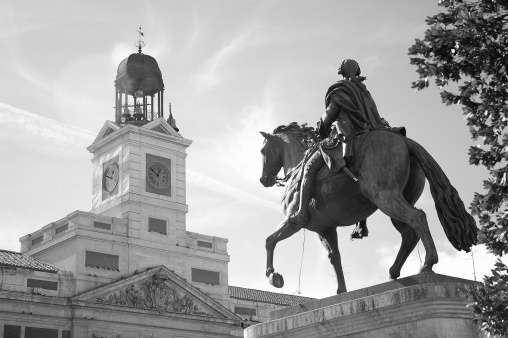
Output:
[{"xmin": 350, "ymin": 224, "xmax": 368, "ymax": 240}]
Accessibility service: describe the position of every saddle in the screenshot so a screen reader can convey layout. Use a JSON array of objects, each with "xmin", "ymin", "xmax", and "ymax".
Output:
[{"xmin": 281, "ymin": 126, "xmax": 407, "ymax": 202}]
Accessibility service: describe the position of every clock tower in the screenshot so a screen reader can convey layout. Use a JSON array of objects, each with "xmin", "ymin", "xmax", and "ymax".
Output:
[
  {"xmin": 87, "ymin": 42, "xmax": 191, "ymax": 245},
  {"xmin": 21, "ymin": 32, "xmax": 231, "ymax": 307}
]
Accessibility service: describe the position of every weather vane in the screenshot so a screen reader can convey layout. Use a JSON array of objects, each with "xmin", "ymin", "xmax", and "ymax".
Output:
[{"xmin": 135, "ymin": 25, "xmax": 145, "ymax": 53}]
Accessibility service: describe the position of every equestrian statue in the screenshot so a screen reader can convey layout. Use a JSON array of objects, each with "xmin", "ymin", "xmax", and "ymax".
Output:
[{"xmin": 259, "ymin": 59, "xmax": 477, "ymax": 294}]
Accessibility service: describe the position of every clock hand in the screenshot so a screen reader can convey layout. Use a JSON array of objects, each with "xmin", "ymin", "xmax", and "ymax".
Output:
[
  {"xmin": 106, "ymin": 175, "xmax": 113, "ymax": 179},
  {"xmin": 150, "ymin": 167, "xmax": 159, "ymax": 177}
]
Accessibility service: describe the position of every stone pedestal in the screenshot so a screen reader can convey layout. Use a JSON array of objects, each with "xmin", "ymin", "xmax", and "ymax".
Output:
[{"xmin": 244, "ymin": 274, "xmax": 486, "ymax": 338}]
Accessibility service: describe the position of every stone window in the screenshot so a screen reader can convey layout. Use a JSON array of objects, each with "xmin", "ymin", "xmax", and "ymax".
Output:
[
  {"xmin": 62, "ymin": 331, "xmax": 71, "ymax": 338},
  {"xmin": 85, "ymin": 251, "xmax": 119, "ymax": 271},
  {"xmin": 27, "ymin": 278, "xmax": 58, "ymax": 291},
  {"xmin": 55, "ymin": 223, "xmax": 68, "ymax": 235},
  {"xmin": 4, "ymin": 325, "xmax": 21, "ymax": 338},
  {"xmin": 148, "ymin": 217, "xmax": 167, "ymax": 235},
  {"xmin": 197, "ymin": 240, "xmax": 213, "ymax": 249},
  {"xmin": 191, "ymin": 268, "xmax": 220, "ymax": 285},
  {"xmin": 93, "ymin": 221, "xmax": 111, "ymax": 231},
  {"xmin": 31, "ymin": 235, "xmax": 43, "ymax": 246},
  {"xmin": 234, "ymin": 306, "xmax": 257, "ymax": 316},
  {"xmin": 25, "ymin": 327, "xmax": 58, "ymax": 338}
]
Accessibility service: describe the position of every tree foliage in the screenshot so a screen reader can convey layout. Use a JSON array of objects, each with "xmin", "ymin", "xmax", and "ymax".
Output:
[{"xmin": 408, "ymin": 0, "xmax": 508, "ymax": 335}]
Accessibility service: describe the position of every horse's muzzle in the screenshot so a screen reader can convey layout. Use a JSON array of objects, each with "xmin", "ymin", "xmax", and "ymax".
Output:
[{"xmin": 260, "ymin": 176, "xmax": 276, "ymax": 187}]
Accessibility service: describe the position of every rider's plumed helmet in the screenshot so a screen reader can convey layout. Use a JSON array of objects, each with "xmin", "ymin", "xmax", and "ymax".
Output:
[{"xmin": 338, "ymin": 59, "xmax": 361, "ymax": 79}]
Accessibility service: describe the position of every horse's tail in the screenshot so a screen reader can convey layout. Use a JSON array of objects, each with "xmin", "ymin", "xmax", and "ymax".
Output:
[{"xmin": 403, "ymin": 137, "xmax": 477, "ymax": 252}]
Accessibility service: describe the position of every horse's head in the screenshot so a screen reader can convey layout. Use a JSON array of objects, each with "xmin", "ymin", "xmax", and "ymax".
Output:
[
  {"xmin": 259, "ymin": 131, "xmax": 284, "ymax": 187},
  {"xmin": 259, "ymin": 123, "xmax": 318, "ymax": 187}
]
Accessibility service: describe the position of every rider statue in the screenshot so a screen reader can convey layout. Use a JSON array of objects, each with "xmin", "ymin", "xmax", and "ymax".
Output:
[{"xmin": 287, "ymin": 59, "xmax": 390, "ymax": 239}]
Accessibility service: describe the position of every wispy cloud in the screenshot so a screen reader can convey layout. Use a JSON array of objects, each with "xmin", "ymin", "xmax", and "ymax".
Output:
[
  {"xmin": 194, "ymin": 31, "xmax": 250, "ymax": 87},
  {"xmin": 187, "ymin": 170, "xmax": 279, "ymax": 211},
  {"xmin": 375, "ymin": 242, "xmax": 507, "ymax": 282},
  {"xmin": 0, "ymin": 103, "xmax": 95, "ymax": 145},
  {"xmin": 0, "ymin": 102, "xmax": 279, "ymax": 210}
]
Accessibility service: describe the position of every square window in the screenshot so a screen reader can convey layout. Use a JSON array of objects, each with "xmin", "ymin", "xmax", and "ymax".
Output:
[{"xmin": 148, "ymin": 217, "xmax": 167, "ymax": 235}]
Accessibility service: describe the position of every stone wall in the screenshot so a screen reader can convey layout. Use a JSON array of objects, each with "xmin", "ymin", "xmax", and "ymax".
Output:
[{"xmin": 245, "ymin": 274, "xmax": 487, "ymax": 338}]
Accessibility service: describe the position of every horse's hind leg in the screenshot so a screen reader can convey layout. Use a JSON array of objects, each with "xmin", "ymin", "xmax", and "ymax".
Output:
[
  {"xmin": 389, "ymin": 219, "xmax": 419, "ymax": 279},
  {"xmin": 317, "ymin": 227, "xmax": 347, "ymax": 294},
  {"xmin": 265, "ymin": 218, "xmax": 301, "ymax": 283},
  {"xmin": 374, "ymin": 193, "xmax": 438, "ymax": 274}
]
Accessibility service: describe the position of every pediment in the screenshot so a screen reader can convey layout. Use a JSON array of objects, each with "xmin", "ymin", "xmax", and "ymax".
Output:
[
  {"xmin": 143, "ymin": 117, "xmax": 180, "ymax": 137},
  {"xmin": 71, "ymin": 266, "xmax": 240, "ymax": 320},
  {"xmin": 90, "ymin": 121, "xmax": 120, "ymax": 146}
]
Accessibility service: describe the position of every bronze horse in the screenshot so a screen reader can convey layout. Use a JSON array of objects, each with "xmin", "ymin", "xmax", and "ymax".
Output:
[{"xmin": 259, "ymin": 117, "xmax": 477, "ymax": 294}]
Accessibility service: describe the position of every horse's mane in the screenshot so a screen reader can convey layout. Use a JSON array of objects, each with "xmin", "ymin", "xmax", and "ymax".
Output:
[{"xmin": 272, "ymin": 122, "xmax": 318, "ymax": 149}]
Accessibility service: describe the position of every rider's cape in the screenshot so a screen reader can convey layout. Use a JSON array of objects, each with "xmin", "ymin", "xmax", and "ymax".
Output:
[
  {"xmin": 319, "ymin": 78, "xmax": 383, "ymax": 138},
  {"xmin": 318, "ymin": 78, "xmax": 385, "ymax": 173}
]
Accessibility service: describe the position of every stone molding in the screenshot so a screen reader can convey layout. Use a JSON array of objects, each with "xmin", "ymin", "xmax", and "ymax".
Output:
[
  {"xmin": 87, "ymin": 119, "xmax": 191, "ymax": 154},
  {"xmin": 245, "ymin": 279, "xmax": 483, "ymax": 338}
]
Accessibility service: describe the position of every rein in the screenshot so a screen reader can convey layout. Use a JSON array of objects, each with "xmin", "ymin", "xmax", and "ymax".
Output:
[{"xmin": 274, "ymin": 169, "xmax": 294, "ymax": 187}]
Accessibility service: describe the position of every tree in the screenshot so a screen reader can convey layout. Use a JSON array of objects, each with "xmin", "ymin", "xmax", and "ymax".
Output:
[{"xmin": 408, "ymin": 0, "xmax": 508, "ymax": 335}]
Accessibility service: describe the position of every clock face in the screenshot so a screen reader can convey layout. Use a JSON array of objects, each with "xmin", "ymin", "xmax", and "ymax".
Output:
[
  {"xmin": 103, "ymin": 163, "xmax": 119, "ymax": 192},
  {"xmin": 147, "ymin": 162, "xmax": 170, "ymax": 189}
]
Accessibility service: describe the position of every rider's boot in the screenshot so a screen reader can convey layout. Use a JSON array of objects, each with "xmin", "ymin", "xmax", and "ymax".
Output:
[
  {"xmin": 287, "ymin": 174, "xmax": 317, "ymax": 227},
  {"xmin": 287, "ymin": 152, "xmax": 323, "ymax": 227},
  {"xmin": 351, "ymin": 219, "xmax": 369, "ymax": 239}
]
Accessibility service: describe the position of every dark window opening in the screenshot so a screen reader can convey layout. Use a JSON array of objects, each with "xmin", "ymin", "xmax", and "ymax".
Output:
[
  {"xmin": 191, "ymin": 268, "xmax": 220, "ymax": 285},
  {"xmin": 148, "ymin": 217, "xmax": 167, "ymax": 235},
  {"xmin": 27, "ymin": 278, "xmax": 58, "ymax": 291},
  {"xmin": 235, "ymin": 306, "xmax": 257, "ymax": 316},
  {"xmin": 25, "ymin": 327, "xmax": 58, "ymax": 338},
  {"xmin": 85, "ymin": 251, "xmax": 119, "ymax": 271},
  {"xmin": 31, "ymin": 236, "xmax": 43, "ymax": 246},
  {"xmin": 197, "ymin": 240, "xmax": 213, "ymax": 249},
  {"xmin": 93, "ymin": 221, "xmax": 111, "ymax": 231},
  {"xmin": 55, "ymin": 224, "xmax": 68, "ymax": 235},
  {"xmin": 4, "ymin": 325, "xmax": 21, "ymax": 338}
]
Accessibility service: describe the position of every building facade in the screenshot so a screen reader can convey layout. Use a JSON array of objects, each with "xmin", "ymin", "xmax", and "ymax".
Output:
[{"xmin": 0, "ymin": 45, "xmax": 313, "ymax": 338}]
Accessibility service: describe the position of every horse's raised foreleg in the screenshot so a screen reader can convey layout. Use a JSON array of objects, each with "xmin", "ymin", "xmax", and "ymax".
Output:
[
  {"xmin": 317, "ymin": 227, "xmax": 347, "ymax": 294},
  {"xmin": 374, "ymin": 192, "xmax": 438, "ymax": 274},
  {"xmin": 265, "ymin": 218, "xmax": 301, "ymax": 288},
  {"xmin": 389, "ymin": 218, "xmax": 420, "ymax": 279}
]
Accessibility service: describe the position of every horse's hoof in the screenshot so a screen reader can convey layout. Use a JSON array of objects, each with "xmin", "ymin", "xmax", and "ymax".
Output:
[
  {"xmin": 266, "ymin": 267, "xmax": 274, "ymax": 278},
  {"xmin": 269, "ymin": 272, "xmax": 284, "ymax": 288},
  {"xmin": 419, "ymin": 266, "xmax": 435, "ymax": 274},
  {"xmin": 389, "ymin": 268, "xmax": 399, "ymax": 280}
]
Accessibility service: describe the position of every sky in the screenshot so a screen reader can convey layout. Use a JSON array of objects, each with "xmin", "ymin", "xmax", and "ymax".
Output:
[{"xmin": 0, "ymin": 0, "xmax": 505, "ymax": 300}]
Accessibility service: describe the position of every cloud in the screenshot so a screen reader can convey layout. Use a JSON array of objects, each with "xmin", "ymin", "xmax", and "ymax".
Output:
[
  {"xmin": 358, "ymin": 55, "xmax": 384, "ymax": 75},
  {"xmin": 375, "ymin": 241, "xmax": 507, "ymax": 282},
  {"xmin": 187, "ymin": 170, "xmax": 279, "ymax": 211},
  {"xmin": 194, "ymin": 31, "xmax": 250, "ymax": 87},
  {"xmin": 361, "ymin": 21, "xmax": 427, "ymax": 46},
  {"xmin": 0, "ymin": 103, "xmax": 95, "ymax": 146},
  {"xmin": 0, "ymin": 102, "xmax": 279, "ymax": 211}
]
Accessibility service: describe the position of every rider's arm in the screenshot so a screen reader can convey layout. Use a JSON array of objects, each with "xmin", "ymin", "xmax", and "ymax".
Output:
[{"xmin": 319, "ymin": 100, "xmax": 341, "ymax": 139}]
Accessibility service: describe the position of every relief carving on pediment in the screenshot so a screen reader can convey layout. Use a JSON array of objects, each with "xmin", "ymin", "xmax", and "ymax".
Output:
[{"xmin": 96, "ymin": 272, "xmax": 213, "ymax": 316}]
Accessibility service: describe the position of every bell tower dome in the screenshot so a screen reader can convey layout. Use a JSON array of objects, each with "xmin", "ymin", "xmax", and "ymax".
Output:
[{"xmin": 114, "ymin": 27, "xmax": 165, "ymax": 126}]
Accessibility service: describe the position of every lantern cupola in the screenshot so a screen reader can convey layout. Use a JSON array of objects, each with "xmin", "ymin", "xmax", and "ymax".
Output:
[{"xmin": 114, "ymin": 27, "xmax": 166, "ymax": 126}]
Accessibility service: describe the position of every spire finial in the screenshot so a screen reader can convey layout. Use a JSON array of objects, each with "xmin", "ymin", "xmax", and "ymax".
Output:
[{"xmin": 135, "ymin": 25, "xmax": 145, "ymax": 54}]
